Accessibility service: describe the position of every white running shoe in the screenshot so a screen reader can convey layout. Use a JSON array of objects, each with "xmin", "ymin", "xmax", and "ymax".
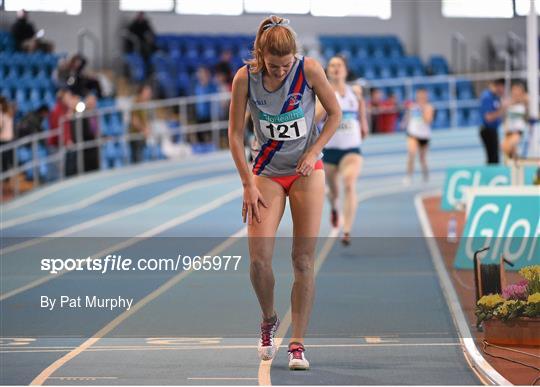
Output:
[
  {"xmin": 257, "ymin": 315, "xmax": 280, "ymax": 361},
  {"xmin": 288, "ymin": 342, "xmax": 310, "ymax": 370}
]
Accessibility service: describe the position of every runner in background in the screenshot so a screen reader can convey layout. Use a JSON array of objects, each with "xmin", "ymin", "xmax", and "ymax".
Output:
[
  {"xmin": 501, "ymin": 81, "xmax": 528, "ymax": 161},
  {"xmin": 315, "ymin": 55, "xmax": 368, "ymax": 245},
  {"xmin": 402, "ymin": 88, "xmax": 434, "ymax": 185}
]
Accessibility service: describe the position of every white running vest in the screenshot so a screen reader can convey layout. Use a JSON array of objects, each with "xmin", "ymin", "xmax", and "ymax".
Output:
[
  {"xmin": 324, "ymin": 85, "xmax": 361, "ymax": 150},
  {"xmin": 504, "ymin": 103, "xmax": 527, "ymax": 133},
  {"xmin": 407, "ymin": 103, "xmax": 431, "ymax": 140}
]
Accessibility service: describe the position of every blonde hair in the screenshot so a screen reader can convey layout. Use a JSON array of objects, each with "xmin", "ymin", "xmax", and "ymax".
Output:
[{"xmin": 246, "ymin": 15, "xmax": 298, "ymax": 74}]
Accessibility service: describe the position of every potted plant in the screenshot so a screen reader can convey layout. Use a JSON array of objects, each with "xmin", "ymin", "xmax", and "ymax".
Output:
[{"xmin": 475, "ymin": 265, "xmax": 540, "ymax": 346}]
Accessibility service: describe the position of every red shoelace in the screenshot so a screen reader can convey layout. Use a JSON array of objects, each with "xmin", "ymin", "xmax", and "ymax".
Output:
[
  {"xmin": 288, "ymin": 343, "xmax": 305, "ymax": 359},
  {"xmin": 260, "ymin": 321, "xmax": 275, "ymax": 346}
]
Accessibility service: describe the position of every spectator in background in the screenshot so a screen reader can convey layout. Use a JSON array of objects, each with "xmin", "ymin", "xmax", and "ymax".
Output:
[
  {"xmin": 81, "ymin": 94, "xmax": 100, "ymax": 172},
  {"xmin": 56, "ymin": 54, "xmax": 102, "ymax": 98},
  {"xmin": 11, "ymin": 10, "xmax": 35, "ymax": 52},
  {"xmin": 479, "ymin": 78, "xmax": 507, "ymax": 164},
  {"xmin": 501, "ymin": 81, "xmax": 528, "ymax": 160},
  {"xmin": 215, "ymin": 68, "xmax": 231, "ymax": 118},
  {"xmin": 194, "ymin": 66, "xmax": 218, "ymax": 143},
  {"xmin": 16, "ymin": 104, "xmax": 50, "ymax": 139},
  {"xmin": 368, "ymin": 88, "xmax": 383, "ymax": 133},
  {"xmin": 129, "ymin": 84, "xmax": 152, "ymax": 164},
  {"xmin": 215, "ymin": 67, "xmax": 232, "ymax": 148},
  {"xmin": 215, "ymin": 49, "xmax": 234, "ymax": 87},
  {"xmin": 125, "ymin": 12, "xmax": 156, "ymax": 77},
  {"xmin": 1, "ymin": 97, "xmax": 15, "ymax": 188},
  {"xmin": 376, "ymin": 91, "xmax": 399, "ymax": 133},
  {"xmin": 48, "ymin": 89, "xmax": 79, "ymax": 176},
  {"xmin": 10, "ymin": 10, "xmax": 53, "ymax": 53}
]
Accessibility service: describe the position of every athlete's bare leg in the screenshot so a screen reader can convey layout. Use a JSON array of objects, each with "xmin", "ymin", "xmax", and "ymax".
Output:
[
  {"xmin": 287, "ymin": 169, "xmax": 325, "ymax": 344},
  {"xmin": 406, "ymin": 137, "xmax": 418, "ymax": 178},
  {"xmin": 501, "ymin": 133, "xmax": 521, "ymax": 159},
  {"xmin": 339, "ymin": 153, "xmax": 362, "ymax": 234},
  {"xmin": 418, "ymin": 144, "xmax": 429, "ymax": 181},
  {"xmin": 248, "ymin": 176, "xmax": 287, "ymax": 320},
  {"xmin": 324, "ymin": 163, "xmax": 339, "ymax": 210}
]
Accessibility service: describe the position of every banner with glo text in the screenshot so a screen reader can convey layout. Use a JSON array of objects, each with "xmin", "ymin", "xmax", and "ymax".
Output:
[
  {"xmin": 454, "ymin": 187, "xmax": 540, "ymax": 270},
  {"xmin": 441, "ymin": 166, "xmax": 511, "ymax": 211}
]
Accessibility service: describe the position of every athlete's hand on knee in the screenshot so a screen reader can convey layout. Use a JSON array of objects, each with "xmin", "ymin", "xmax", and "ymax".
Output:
[
  {"xmin": 243, "ymin": 186, "xmax": 268, "ymax": 224},
  {"xmin": 296, "ymin": 151, "xmax": 317, "ymax": 176}
]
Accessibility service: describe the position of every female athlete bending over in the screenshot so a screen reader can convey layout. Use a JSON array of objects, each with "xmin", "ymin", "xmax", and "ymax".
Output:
[{"xmin": 228, "ymin": 15, "xmax": 340, "ymax": 370}]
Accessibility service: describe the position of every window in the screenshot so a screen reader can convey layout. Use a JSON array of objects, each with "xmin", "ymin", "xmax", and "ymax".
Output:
[
  {"xmin": 5, "ymin": 0, "xmax": 81, "ymax": 14},
  {"xmin": 311, "ymin": 0, "xmax": 391, "ymax": 19},
  {"xmin": 244, "ymin": 0, "xmax": 310, "ymax": 14},
  {"xmin": 515, "ymin": 0, "xmax": 540, "ymax": 15},
  {"xmin": 120, "ymin": 0, "xmax": 174, "ymax": 12},
  {"xmin": 442, "ymin": 0, "xmax": 513, "ymax": 18},
  {"xmin": 176, "ymin": 0, "xmax": 243, "ymax": 15}
]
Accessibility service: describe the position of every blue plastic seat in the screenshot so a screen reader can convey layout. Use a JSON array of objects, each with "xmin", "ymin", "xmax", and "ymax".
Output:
[
  {"xmin": 124, "ymin": 53, "xmax": 146, "ymax": 83},
  {"xmin": 457, "ymin": 80, "xmax": 474, "ymax": 100},
  {"xmin": 15, "ymin": 88, "xmax": 27, "ymax": 105},
  {"xmin": 1, "ymin": 87, "xmax": 11, "ymax": 99},
  {"xmin": 379, "ymin": 64, "xmax": 393, "ymax": 79},
  {"xmin": 429, "ymin": 56, "xmax": 450, "ymax": 75},
  {"xmin": 433, "ymin": 109, "xmax": 450, "ymax": 129},
  {"xmin": 468, "ymin": 108, "xmax": 481, "ymax": 125},
  {"xmin": 176, "ymin": 72, "xmax": 192, "ymax": 96},
  {"xmin": 363, "ymin": 64, "xmax": 377, "ymax": 80},
  {"xmin": 29, "ymin": 88, "xmax": 41, "ymax": 104}
]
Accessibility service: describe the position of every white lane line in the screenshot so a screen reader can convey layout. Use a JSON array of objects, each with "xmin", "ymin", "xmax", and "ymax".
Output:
[
  {"xmin": 1, "ymin": 342, "xmax": 465, "ymax": 354},
  {"xmin": 2, "ymin": 174, "xmax": 237, "ymax": 255},
  {"xmin": 1, "ymin": 163, "xmax": 234, "ymax": 229},
  {"xmin": 0, "ymin": 190, "xmax": 243, "ymax": 301},
  {"xmin": 1, "ymin": 163, "xmax": 172, "ymax": 212},
  {"xmin": 1, "ymin": 151, "xmax": 233, "ymax": 212},
  {"xmin": 48, "ymin": 376, "xmax": 117, "ymax": 380},
  {"xmin": 414, "ymin": 191, "xmax": 511, "ymax": 386},
  {"xmin": 188, "ymin": 378, "xmax": 258, "ymax": 380},
  {"xmin": 29, "ymin": 226, "xmax": 247, "ymax": 386}
]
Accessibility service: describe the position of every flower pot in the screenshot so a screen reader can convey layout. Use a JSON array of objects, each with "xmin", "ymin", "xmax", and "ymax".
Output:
[{"xmin": 483, "ymin": 317, "xmax": 540, "ymax": 346}]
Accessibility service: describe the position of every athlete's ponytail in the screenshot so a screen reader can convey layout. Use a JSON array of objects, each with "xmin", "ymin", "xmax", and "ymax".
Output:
[{"xmin": 246, "ymin": 15, "xmax": 298, "ymax": 74}]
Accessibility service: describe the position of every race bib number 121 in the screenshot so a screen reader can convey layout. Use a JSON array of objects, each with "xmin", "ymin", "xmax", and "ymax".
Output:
[{"xmin": 259, "ymin": 107, "xmax": 307, "ymax": 141}]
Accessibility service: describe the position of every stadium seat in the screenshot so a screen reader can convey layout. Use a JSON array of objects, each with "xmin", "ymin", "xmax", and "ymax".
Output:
[{"xmin": 433, "ymin": 109, "xmax": 450, "ymax": 129}]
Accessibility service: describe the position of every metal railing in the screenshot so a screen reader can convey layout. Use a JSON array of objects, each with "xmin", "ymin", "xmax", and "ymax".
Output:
[
  {"xmin": 1, "ymin": 70, "xmax": 537, "ymax": 199},
  {"xmin": 0, "ymin": 91, "xmax": 231, "ymax": 197},
  {"xmin": 361, "ymin": 69, "xmax": 531, "ymax": 130}
]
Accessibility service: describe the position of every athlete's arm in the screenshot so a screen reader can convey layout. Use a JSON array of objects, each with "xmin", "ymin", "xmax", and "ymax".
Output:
[
  {"xmin": 422, "ymin": 104, "xmax": 434, "ymax": 125},
  {"xmin": 314, "ymin": 97, "xmax": 327, "ymax": 125},
  {"xmin": 297, "ymin": 57, "xmax": 341, "ymax": 175},
  {"xmin": 352, "ymin": 84, "xmax": 369, "ymax": 138},
  {"xmin": 228, "ymin": 66, "xmax": 268, "ymax": 224}
]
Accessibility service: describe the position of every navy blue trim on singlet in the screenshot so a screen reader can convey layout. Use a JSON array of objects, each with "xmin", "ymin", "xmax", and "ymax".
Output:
[
  {"xmin": 279, "ymin": 57, "xmax": 307, "ymax": 114},
  {"xmin": 254, "ymin": 139, "xmax": 284, "ymax": 175}
]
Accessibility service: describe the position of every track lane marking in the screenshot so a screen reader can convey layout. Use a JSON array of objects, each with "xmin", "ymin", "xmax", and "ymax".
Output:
[
  {"xmin": 0, "ymin": 189, "xmax": 242, "ymax": 301},
  {"xmin": 2, "ymin": 163, "xmax": 234, "ymax": 229},
  {"xmin": 29, "ymin": 227, "xmax": 248, "ymax": 385}
]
